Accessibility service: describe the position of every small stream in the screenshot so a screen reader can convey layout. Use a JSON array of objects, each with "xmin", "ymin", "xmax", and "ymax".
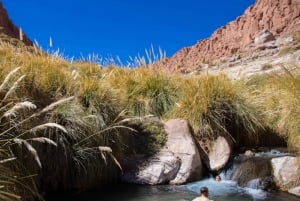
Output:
[{"xmin": 48, "ymin": 149, "xmax": 300, "ymax": 201}]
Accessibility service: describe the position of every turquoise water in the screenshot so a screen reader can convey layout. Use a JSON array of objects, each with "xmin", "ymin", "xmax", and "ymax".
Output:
[{"xmin": 53, "ymin": 178, "xmax": 300, "ymax": 201}]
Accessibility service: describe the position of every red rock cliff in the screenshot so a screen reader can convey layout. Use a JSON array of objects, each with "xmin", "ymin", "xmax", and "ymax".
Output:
[
  {"xmin": 0, "ymin": 2, "xmax": 32, "ymax": 45},
  {"xmin": 158, "ymin": 0, "xmax": 300, "ymax": 72}
]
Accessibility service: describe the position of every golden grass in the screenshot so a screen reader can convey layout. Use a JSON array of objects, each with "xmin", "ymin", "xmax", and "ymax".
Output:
[
  {"xmin": 168, "ymin": 74, "xmax": 262, "ymax": 145},
  {"xmin": 249, "ymin": 66, "xmax": 300, "ymax": 153}
]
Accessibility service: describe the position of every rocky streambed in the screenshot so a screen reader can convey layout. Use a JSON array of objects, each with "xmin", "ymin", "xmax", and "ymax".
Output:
[{"xmin": 120, "ymin": 118, "xmax": 300, "ymax": 198}]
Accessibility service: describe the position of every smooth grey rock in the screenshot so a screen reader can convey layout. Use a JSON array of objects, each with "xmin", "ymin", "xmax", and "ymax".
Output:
[
  {"xmin": 165, "ymin": 119, "xmax": 203, "ymax": 184},
  {"xmin": 205, "ymin": 136, "xmax": 232, "ymax": 172},
  {"xmin": 271, "ymin": 156, "xmax": 300, "ymax": 190}
]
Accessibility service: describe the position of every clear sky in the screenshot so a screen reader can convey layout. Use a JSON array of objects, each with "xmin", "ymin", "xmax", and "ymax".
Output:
[{"xmin": 3, "ymin": 0, "xmax": 255, "ymax": 63}]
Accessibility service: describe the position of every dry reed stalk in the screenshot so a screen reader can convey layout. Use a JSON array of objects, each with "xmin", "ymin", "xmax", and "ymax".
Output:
[
  {"xmin": 29, "ymin": 123, "xmax": 68, "ymax": 134},
  {"xmin": 36, "ymin": 96, "xmax": 75, "ymax": 116},
  {"xmin": 28, "ymin": 137, "xmax": 57, "ymax": 147},
  {"xmin": 12, "ymin": 139, "xmax": 42, "ymax": 169},
  {"xmin": 2, "ymin": 75, "xmax": 26, "ymax": 102},
  {"xmin": 0, "ymin": 67, "xmax": 21, "ymax": 92},
  {"xmin": 0, "ymin": 97, "xmax": 74, "ymax": 139},
  {"xmin": 97, "ymin": 146, "xmax": 122, "ymax": 172}
]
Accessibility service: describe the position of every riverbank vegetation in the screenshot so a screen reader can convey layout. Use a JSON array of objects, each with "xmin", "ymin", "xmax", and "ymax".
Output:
[{"xmin": 0, "ymin": 41, "xmax": 299, "ymax": 200}]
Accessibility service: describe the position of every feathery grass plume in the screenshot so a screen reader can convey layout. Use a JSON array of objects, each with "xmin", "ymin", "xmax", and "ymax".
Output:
[
  {"xmin": 29, "ymin": 123, "xmax": 68, "ymax": 134},
  {"xmin": 2, "ymin": 101, "xmax": 36, "ymax": 118},
  {"xmin": 2, "ymin": 75, "xmax": 26, "ymax": 102},
  {"xmin": 0, "ymin": 67, "xmax": 21, "ymax": 93},
  {"xmin": 0, "ymin": 97, "xmax": 75, "ymax": 140},
  {"xmin": 12, "ymin": 139, "xmax": 42, "ymax": 169},
  {"xmin": 37, "ymin": 96, "xmax": 75, "ymax": 116}
]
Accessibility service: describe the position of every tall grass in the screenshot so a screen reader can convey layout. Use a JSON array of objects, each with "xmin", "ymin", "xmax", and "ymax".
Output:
[
  {"xmin": 249, "ymin": 65, "xmax": 300, "ymax": 153},
  {"xmin": 101, "ymin": 67, "xmax": 178, "ymax": 118},
  {"xmin": 168, "ymin": 74, "xmax": 263, "ymax": 146},
  {"xmin": 0, "ymin": 43, "xmax": 132, "ymax": 199}
]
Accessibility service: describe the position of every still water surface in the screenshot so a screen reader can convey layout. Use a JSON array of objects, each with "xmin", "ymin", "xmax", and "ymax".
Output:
[{"xmin": 56, "ymin": 178, "xmax": 300, "ymax": 201}]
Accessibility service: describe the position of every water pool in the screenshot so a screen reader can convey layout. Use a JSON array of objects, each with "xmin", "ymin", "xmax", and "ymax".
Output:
[{"xmin": 50, "ymin": 178, "xmax": 299, "ymax": 201}]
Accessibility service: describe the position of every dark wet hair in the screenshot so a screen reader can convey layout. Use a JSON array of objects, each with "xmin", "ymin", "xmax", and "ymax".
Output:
[{"xmin": 200, "ymin": 186, "xmax": 208, "ymax": 194}]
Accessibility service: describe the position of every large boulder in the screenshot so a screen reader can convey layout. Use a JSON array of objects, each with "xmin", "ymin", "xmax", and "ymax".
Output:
[
  {"xmin": 122, "ymin": 118, "xmax": 203, "ymax": 185},
  {"xmin": 271, "ymin": 156, "xmax": 300, "ymax": 190},
  {"xmin": 202, "ymin": 136, "xmax": 232, "ymax": 172},
  {"xmin": 122, "ymin": 151, "xmax": 180, "ymax": 185},
  {"xmin": 164, "ymin": 119, "xmax": 203, "ymax": 184},
  {"xmin": 230, "ymin": 156, "xmax": 273, "ymax": 188}
]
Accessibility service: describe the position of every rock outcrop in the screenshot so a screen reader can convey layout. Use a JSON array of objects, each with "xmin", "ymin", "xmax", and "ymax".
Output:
[
  {"xmin": 0, "ymin": 2, "xmax": 32, "ymax": 45},
  {"xmin": 254, "ymin": 30, "xmax": 276, "ymax": 45},
  {"xmin": 156, "ymin": 0, "xmax": 300, "ymax": 73},
  {"xmin": 271, "ymin": 156, "xmax": 300, "ymax": 191},
  {"xmin": 164, "ymin": 119, "xmax": 202, "ymax": 184},
  {"xmin": 229, "ymin": 156, "xmax": 274, "ymax": 190},
  {"xmin": 122, "ymin": 119, "xmax": 203, "ymax": 185},
  {"xmin": 201, "ymin": 136, "xmax": 232, "ymax": 172}
]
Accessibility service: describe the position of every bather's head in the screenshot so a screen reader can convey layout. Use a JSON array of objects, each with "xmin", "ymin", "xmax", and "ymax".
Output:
[{"xmin": 200, "ymin": 186, "xmax": 209, "ymax": 197}]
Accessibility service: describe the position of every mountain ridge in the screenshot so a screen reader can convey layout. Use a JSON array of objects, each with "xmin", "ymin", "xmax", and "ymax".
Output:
[
  {"xmin": 156, "ymin": 0, "xmax": 300, "ymax": 73},
  {"xmin": 0, "ymin": 2, "xmax": 32, "ymax": 46}
]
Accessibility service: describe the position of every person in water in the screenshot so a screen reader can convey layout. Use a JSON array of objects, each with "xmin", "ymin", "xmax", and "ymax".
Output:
[
  {"xmin": 192, "ymin": 186, "xmax": 213, "ymax": 201},
  {"xmin": 215, "ymin": 175, "xmax": 221, "ymax": 182}
]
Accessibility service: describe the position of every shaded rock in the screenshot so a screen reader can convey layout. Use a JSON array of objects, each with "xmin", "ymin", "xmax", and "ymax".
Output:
[
  {"xmin": 122, "ymin": 151, "xmax": 180, "ymax": 185},
  {"xmin": 245, "ymin": 150, "xmax": 255, "ymax": 157},
  {"xmin": 271, "ymin": 156, "xmax": 300, "ymax": 190},
  {"xmin": 164, "ymin": 119, "xmax": 203, "ymax": 184},
  {"xmin": 202, "ymin": 136, "xmax": 232, "ymax": 172},
  {"xmin": 254, "ymin": 30, "xmax": 276, "ymax": 45},
  {"xmin": 288, "ymin": 186, "xmax": 300, "ymax": 197},
  {"xmin": 230, "ymin": 156, "xmax": 274, "ymax": 190}
]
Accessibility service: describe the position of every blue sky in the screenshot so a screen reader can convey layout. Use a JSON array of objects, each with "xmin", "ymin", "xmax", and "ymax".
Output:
[{"xmin": 4, "ymin": 0, "xmax": 254, "ymax": 62}]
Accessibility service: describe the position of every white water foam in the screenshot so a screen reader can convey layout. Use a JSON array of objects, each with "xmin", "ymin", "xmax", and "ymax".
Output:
[{"xmin": 186, "ymin": 177, "xmax": 268, "ymax": 200}]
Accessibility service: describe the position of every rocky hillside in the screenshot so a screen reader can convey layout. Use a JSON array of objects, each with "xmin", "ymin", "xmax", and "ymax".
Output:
[
  {"xmin": 157, "ymin": 0, "xmax": 300, "ymax": 73},
  {"xmin": 0, "ymin": 2, "xmax": 32, "ymax": 45}
]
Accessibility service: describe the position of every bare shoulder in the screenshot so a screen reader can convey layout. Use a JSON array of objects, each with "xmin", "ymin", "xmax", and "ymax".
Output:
[
  {"xmin": 192, "ymin": 198, "xmax": 213, "ymax": 201},
  {"xmin": 192, "ymin": 197, "xmax": 214, "ymax": 201}
]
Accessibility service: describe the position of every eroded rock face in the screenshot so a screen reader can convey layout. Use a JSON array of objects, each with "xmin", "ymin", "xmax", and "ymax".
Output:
[
  {"xmin": 156, "ymin": 0, "xmax": 300, "ymax": 73},
  {"xmin": 164, "ymin": 119, "xmax": 202, "ymax": 184},
  {"xmin": 254, "ymin": 30, "xmax": 276, "ymax": 45},
  {"xmin": 271, "ymin": 156, "xmax": 300, "ymax": 190},
  {"xmin": 0, "ymin": 2, "xmax": 32, "ymax": 45}
]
